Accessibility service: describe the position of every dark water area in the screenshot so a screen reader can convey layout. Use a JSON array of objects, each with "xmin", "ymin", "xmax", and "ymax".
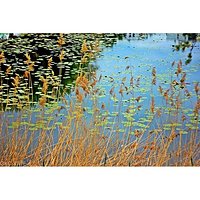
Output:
[{"xmin": 0, "ymin": 33, "xmax": 122, "ymax": 106}]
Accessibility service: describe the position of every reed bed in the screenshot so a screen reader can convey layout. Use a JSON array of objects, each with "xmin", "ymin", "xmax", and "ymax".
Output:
[{"xmin": 0, "ymin": 34, "xmax": 199, "ymax": 166}]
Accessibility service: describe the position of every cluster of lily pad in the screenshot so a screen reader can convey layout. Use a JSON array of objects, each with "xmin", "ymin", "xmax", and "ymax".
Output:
[{"xmin": 0, "ymin": 33, "xmax": 122, "ymax": 110}]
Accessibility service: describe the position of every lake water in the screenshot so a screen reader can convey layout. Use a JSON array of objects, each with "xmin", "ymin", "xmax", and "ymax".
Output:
[
  {"xmin": 1, "ymin": 33, "xmax": 200, "ymax": 145},
  {"xmin": 78, "ymin": 33, "xmax": 200, "ymax": 142}
]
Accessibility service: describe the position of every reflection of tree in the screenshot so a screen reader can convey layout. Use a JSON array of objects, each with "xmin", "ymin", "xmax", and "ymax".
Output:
[
  {"xmin": 124, "ymin": 33, "xmax": 199, "ymax": 65},
  {"xmin": 173, "ymin": 33, "xmax": 199, "ymax": 65},
  {"xmin": 0, "ymin": 33, "xmax": 121, "ymax": 110}
]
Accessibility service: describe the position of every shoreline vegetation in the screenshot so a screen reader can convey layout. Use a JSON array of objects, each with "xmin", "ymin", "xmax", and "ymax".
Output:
[{"xmin": 0, "ymin": 33, "xmax": 199, "ymax": 166}]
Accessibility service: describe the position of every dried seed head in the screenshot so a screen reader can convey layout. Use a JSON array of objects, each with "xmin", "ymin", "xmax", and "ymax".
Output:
[
  {"xmin": 182, "ymin": 114, "xmax": 186, "ymax": 122},
  {"xmin": 75, "ymin": 88, "xmax": 83, "ymax": 102},
  {"xmin": 152, "ymin": 77, "xmax": 156, "ymax": 85},
  {"xmin": 81, "ymin": 40, "xmax": 88, "ymax": 53},
  {"xmin": 134, "ymin": 130, "xmax": 142, "ymax": 138},
  {"xmin": 163, "ymin": 89, "xmax": 170, "ymax": 103},
  {"xmin": 157, "ymin": 108, "xmax": 162, "ymax": 117},
  {"xmin": 109, "ymin": 87, "xmax": 114, "ymax": 96},
  {"xmin": 194, "ymin": 99, "xmax": 200, "ymax": 116},
  {"xmin": 6, "ymin": 66, "xmax": 11, "ymax": 75},
  {"xmin": 0, "ymin": 51, "xmax": 5, "ymax": 63},
  {"xmin": 176, "ymin": 61, "xmax": 182, "ymax": 76},
  {"xmin": 39, "ymin": 96, "xmax": 46, "ymax": 107},
  {"xmin": 93, "ymin": 39, "xmax": 100, "ymax": 52},
  {"xmin": 101, "ymin": 103, "xmax": 105, "ymax": 109},
  {"xmin": 150, "ymin": 96, "xmax": 155, "ymax": 113},
  {"xmin": 90, "ymin": 80, "xmax": 97, "ymax": 88},
  {"xmin": 28, "ymin": 62, "xmax": 34, "ymax": 71},
  {"xmin": 180, "ymin": 73, "xmax": 186, "ymax": 84},
  {"xmin": 135, "ymin": 96, "xmax": 142, "ymax": 102},
  {"xmin": 119, "ymin": 85, "xmax": 124, "ymax": 96},
  {"xmin": 59, "ymin": 50, "xmax": 65, "ymax": 62},
  {"xmin": 159, "ymin": 86, "xmax": 163, "ymax": 94},
  {"xmin": 81, "ymin": 55, "xmax": 88, "ymax": 64},
  {"xmin": 136, "ymin": 77, "xmax": 140, "ymax": 87},
  {"xmin": 24, "ymin": 52, "xmax": 31, "ymax": 65},
  {"xmin": 58, "ymin": 33, "xmax": 65, "ymax": 46},
  {"xmin": 130, "ymin": 76, "xmax": 134, "ymax": 86},
  {"xmin": 24, "ymin": 70, "xmax": 30, "ymax": 78},
  {"xmin": 194, "ymin": 82, "xmax": 199, "ymax": 95},
  {"xmin": 42, "ymin": 79, "xmax": 48, "ymax": 94},
  {"xmin": 131, "ymin": 142, "xmax": 138, "ymax": 149},
  {"xmin": 12, "ymin": 75, "xmax": 20, "ymax": 88},
  {"xmin": 175, "ymin": 96, "xmax": 181, "ymax": 109},
  {"xmin": 48, "ymin": 57, "xmax": 53, "ymax": 68}
]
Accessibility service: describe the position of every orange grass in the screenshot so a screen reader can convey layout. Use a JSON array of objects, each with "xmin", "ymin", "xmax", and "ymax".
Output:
[
  {"xmin": 0, "ymin": 39, "xmax": 199, "ymax": 166},
  {"xmin": 0, "ymin": 71, "xmax": 199, "ymax": 166}
]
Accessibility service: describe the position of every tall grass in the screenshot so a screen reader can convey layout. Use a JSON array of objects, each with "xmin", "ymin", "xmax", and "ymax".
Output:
[{"xmin": 0, "ymin": 36, "xmax": 199, "ymax": 166}]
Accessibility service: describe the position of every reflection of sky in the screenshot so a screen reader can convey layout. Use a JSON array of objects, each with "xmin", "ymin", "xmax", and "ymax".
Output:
[{"xmin": 86, "ymin": 34, "xmax": 200, "ymax": 138}]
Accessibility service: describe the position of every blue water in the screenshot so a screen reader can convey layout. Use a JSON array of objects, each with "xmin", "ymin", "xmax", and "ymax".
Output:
[{"xmin": 79, "ymin": 34, "xmax": 200, "ymax": 138}]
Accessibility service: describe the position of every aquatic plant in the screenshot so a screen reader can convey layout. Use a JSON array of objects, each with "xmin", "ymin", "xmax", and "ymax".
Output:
[{"xmin": 0, "ymin": 34, "xmax": 199, "ymax": 166}]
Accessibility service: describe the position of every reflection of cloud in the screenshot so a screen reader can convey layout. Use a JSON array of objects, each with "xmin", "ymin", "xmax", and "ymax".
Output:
[
  {"xmin": 125, "ymin": 33, "xmax": 166, "ymax": 41},
  {"xmin": 166, "ymin": 33, "xmax": 188, "ymax": 42},
  {"xmin": 125, "ymin": 33, "xmax": 148, "ymax": 40},
  {"xmin": 125, "ymin": 33, "xmax": 189, "ymax": 43}
]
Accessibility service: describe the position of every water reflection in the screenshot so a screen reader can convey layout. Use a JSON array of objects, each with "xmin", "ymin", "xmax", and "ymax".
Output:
[
  {"xmin": 125, "ymin": 33, "xmax": 197, "ymax": 43},
  {"xmin": 0, "ymin": 33, "xmax": 121, "ymax": 110},
  {"xmin": 87, "ymin": 33, "xmax": 200, "ymax": 141}
]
